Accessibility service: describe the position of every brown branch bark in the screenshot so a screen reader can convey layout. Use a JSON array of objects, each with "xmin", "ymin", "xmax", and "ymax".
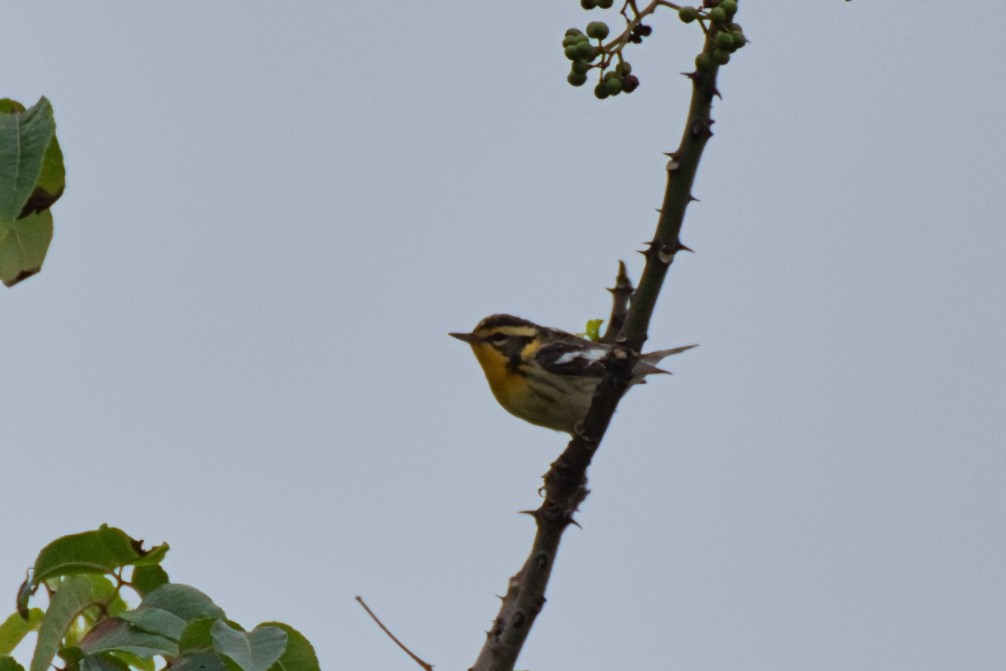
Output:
[{"xmin": 470, "ymin": 35, "xmax": 722, "ymax": 671}]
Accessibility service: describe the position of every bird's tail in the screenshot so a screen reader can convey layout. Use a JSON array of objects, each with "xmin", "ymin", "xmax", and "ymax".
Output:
[{"xmin": 633, "ymin": 344, "xmax": 698, "ymax": 379}]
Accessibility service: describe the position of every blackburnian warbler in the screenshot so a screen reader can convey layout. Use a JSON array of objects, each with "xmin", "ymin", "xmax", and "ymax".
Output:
[{"xmin": 450, "ymin": 314, "xmax": 696, "ymax": 433}]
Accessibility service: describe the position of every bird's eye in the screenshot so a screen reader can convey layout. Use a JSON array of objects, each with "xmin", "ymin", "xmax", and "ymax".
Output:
[{"xmin": 488, "ymin": 332, "xmax": 507, "ymax": 344}]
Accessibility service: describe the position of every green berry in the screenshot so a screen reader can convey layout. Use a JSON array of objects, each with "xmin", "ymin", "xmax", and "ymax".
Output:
[
  {"xmin": 565, "ymin": 28, "xmax": 583, "ymax": 37},
  {"xmin": 720, "ymin": 0, "xmax": 737, "ymax": 16},
  {"xmin": 580, "ymin": 0, "xmax": 597, "ymax": 8},
  {"xmin": 597, "ymin": 0, "xmax": 614, "ymax": 7},
  {"xmin": 712, "ymin": 48, "xmax": 730, "ymax": 64},
  {"xmin": 709, "ymin": 7, "xmax": 726, "ymax": 23},
  {"xmin": 564, "ymin": 45, "xmax": 579, "ymax": 60},
  {"xmin": 604, "ymin": 77, "xmax": 622, "ymax": 95},
  {"xmin": 586, "ymin": 21, "xmax": 609, "ymax": 40},
  {"xmin": 715, "ymin": 31, "xmax": 734, "ymax": 50},
  {"xmin": 731, "ymin": 30, "xmax": 747, "ymax": 49},
  {"xmin": 568, "ymin": 72, "xmax": 588, "ymax": 87},
  {"xmin": 615, "ymin": 61, "xmax": 632, "ymax": 75},
  {"xmin": 678, "ymin": 6, "xmax": 698, "ymax": 23},
  {"xmin": 695, "ymin": 52, "xmax": 713, "ymax": 71},
  {"xmin": 594, "ymin": 83, "xmax": 609, "ymax": 99},
  {"xmin": 571, "ymin": 60, "xmax": 591, "ymax": 74},
  {"xmin": 603, "ymin": 69, "xmax": 619, "ymax": 80},
  {"xmin": 575, "ymin": 41, "xmax": 595, "ymax": 59}
]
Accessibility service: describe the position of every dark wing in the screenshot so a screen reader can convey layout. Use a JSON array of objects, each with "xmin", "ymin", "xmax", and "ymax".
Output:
[{"xmin": 534, "ymin": 337, "xmax": 608, "ymax": 378}]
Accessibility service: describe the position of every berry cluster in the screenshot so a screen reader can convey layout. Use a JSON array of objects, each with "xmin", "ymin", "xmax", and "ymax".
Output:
[
  {"xmin": 562, "ymin": 0, "xmax": 745, "ymax": 100},
  {"xmin": 595, "ymin": 61, "xmax": 639, "ymax": 99},
  {"xmin": 679, "ymin": 0, "xmax": 746, "ymax": 68},
  {"xmin": 564, "ymin": 23, "xmax": 640, "ymax": 98},
  {"xmin": 627, "ymin": 23, "xmax": 652, "ymax": 44},
  {"xmin": 563, "ymin": 27, "xmax": 599, "ymax": 87}
]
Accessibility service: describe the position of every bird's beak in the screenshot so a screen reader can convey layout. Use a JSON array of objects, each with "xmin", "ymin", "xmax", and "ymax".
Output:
[{"xmin": 449, "ymin": 331, "xmax": 477, "ymax": 344}]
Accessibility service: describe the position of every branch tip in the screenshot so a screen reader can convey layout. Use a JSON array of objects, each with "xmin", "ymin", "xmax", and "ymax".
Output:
[{"xmin": 356, "ymin": 596, "xmax": 434, "ymax": 671}]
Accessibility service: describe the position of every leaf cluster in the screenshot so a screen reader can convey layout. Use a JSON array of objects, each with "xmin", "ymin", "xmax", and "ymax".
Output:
[
  {"xmin": 1, "ymin": 526, "xmax": 319, "ymax": 671},
  {"xmin": 0, "ymin": 97, "xmax": 65, "ymax": 287}
]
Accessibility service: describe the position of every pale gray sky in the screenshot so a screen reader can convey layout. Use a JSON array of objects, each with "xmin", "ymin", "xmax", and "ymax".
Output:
[{"xmin": 4, "ymin": 2, "xmax": 1005, "ymax": 670}]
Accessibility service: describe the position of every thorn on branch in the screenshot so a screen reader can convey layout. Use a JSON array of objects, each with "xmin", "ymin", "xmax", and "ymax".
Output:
[
  {"xmin": 690, "ymin": 118, "xmax": 714, "ymax": 139},
  {"xmin": 602, "ymin": 260, "xmax": 633, "ymax": 344},
  {"xmin": 653, "ymin": 239, "xmax": 694, "ymax": 264}
]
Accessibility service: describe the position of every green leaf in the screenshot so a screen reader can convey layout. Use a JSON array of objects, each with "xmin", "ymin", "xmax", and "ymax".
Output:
[
  {"xmin": 129, "ymin": 544, "xmax": 169, "ymax": 569},
  {"xmin": 0, "ymin": 96, "xmax": 65, "ymax": 285},
  {"xmin": 106, "ymin": 651, "xmax": 154, "ymax": 671},
  {"xmin": 0, "ymin": 209, "xmax": 52, "ymax": 287},
  {"xmin": 258, "ymin": 623, "xmax": 318, "ymax": 671},
  {"xmin": 0, "ymin": 655, "xmax": 26, "ymax": 671},
  {"xmin": 211, "ymin": 622, "xmax": 286, "ymax": 671},
  {"xmin": 16, "ymin": 576, "xmax": 34, "ymax": 621},
  {"xmin": 78, "ymin": 618, "xmax": 177, "ymax": 659},
  {"xmin": 32, "ymin": 526, "xmax": 169, "ymax": 585},
  {"xmin": 178, "ymin": 619, "xmax": 218, "ymax": 654},
  {"xmin": 0, "ymin": 609, "xmax": 43, "ymax": 655},
  {"xmin": 58, "ymin": 645, "xmax": 84, "ymax": 667},
  {"xmin": 170, "ymin": 652, "xmax": 227, "ymax": 671},
  {"xmin": 130, "ymin": 567, "xmax": 168, "ymax": 598},
  {"xmin": 78, "ymin": 653, "xmax": 129, "ymax": 671},
  {"xmin": 0, "ymin": 97, "xmax": 54, "ymax": 225},
  {"xmin": 0, "ymin": 100, "xmax": 27, "ymax": 114},
  {"xmin": 30, "ymin": 576, "xmax": 116, "ymax": 671},
  {"xmin": 19, "ymin": 132, "xmax": 64, "ymax": 219},
  {"xmin": 140, "ymin": 585, "xmax": 225, "ymax": 623},
  {"xmin": 117, "ymin": 607, "xmax": 186, "ymax": 641}
]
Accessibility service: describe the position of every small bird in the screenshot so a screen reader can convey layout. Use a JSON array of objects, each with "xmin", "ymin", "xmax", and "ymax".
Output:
[{"xmin": 450, "ymin": 314, "xmax": 696, "ymax": 433}]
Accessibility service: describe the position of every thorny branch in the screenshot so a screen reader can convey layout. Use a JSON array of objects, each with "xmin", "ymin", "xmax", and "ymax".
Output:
[{"xmin": 470, "ymin": 28, "xmax": 723, "ymax": 671}]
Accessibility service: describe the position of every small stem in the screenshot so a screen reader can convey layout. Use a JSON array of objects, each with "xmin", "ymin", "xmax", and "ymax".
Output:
[{"xmin": 356, "ymin": 596, "xmax": 434, "ymax": 671}]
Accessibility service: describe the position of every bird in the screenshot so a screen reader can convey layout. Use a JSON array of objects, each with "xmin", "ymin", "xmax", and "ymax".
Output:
[{"xmin": 450, "ymin": 314, "xmax": 696, "ymax": 433}]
